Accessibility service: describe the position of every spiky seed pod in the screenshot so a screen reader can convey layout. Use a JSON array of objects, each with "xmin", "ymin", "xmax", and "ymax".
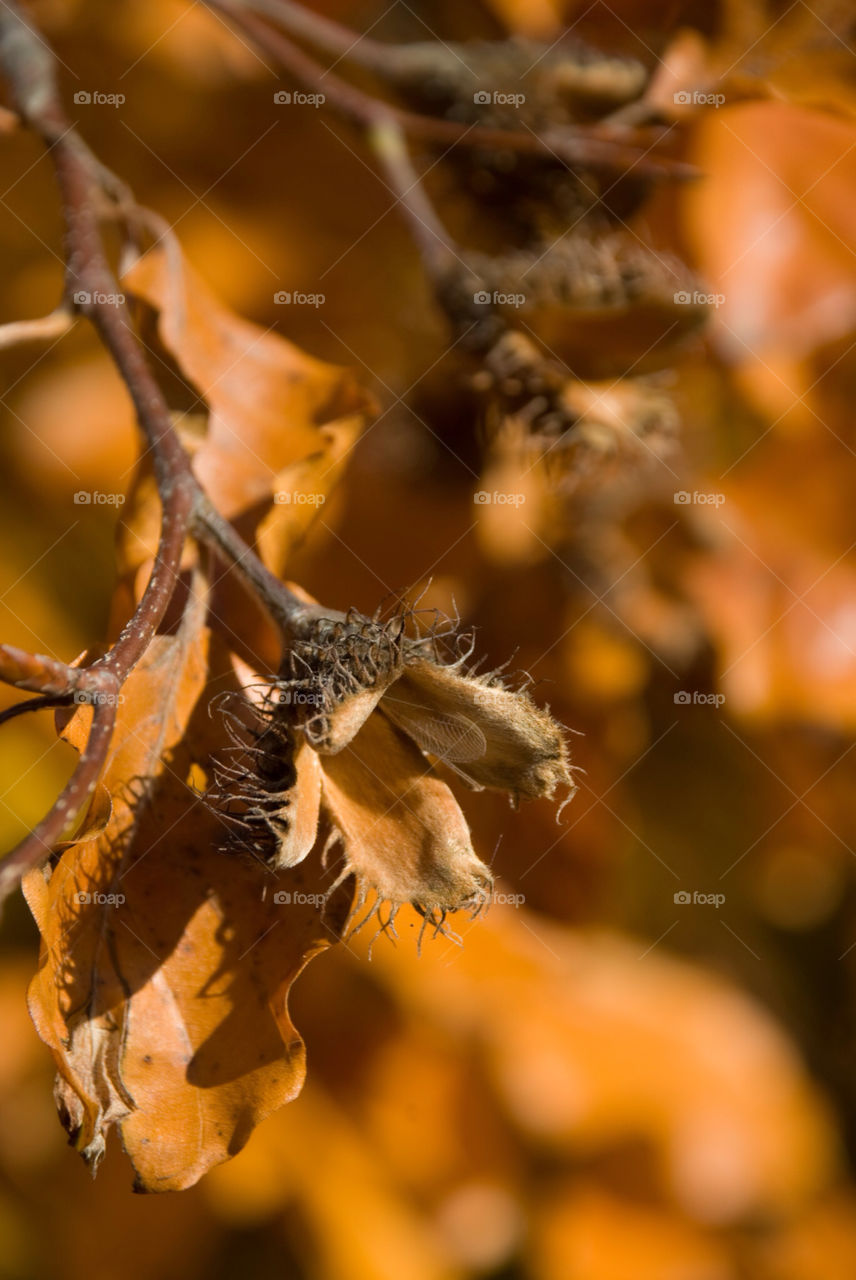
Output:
[
  {"xmin": 275, "ymin": 607, "xmax": 407, "ymax": 754},
  {"xmin": 208, "ymin": 691, "xmax": 320, "ymax": 871},
  {"xmin": 210, "ymin": 599, "xmax": 574, "ymax": 942}
]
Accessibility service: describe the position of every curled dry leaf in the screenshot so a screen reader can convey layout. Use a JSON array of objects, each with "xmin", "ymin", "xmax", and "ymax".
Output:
[
  {"xmin": 24, "ymin": 590, "xmax": 351, "ymax": 1191},
  {"xmin": 27, "ymin": 554, "xmax": 574, "ymax": 1186},
  {"xmin": 121, "ymin": 240, "xmax": 372, "ymax": 554}
]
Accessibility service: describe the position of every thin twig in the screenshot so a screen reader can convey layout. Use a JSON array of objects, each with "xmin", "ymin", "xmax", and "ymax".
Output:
[
  {"xmin": 0, "ymin": 3, "xmax": 195, "ymax": 682},
  {"xmin": 191, "ymin": 495, "xmax": 313, "ymax": 633},
  {"xmin": 205, "ymin": 0, "xmax": 695, "ymax": 180},
  {"xmin": 239, "ymin": 0, "xmax": 394, "ymax": 72},
  {"xmin": 0, "ymin": 697, "xmax": 117, "ymax": 900},
  {"xmin": 0, "ymin": 644, "xmax": 81, "ymax": 696},
  {"xmin": 0, "ymin": 693, "xmax": 73, "ymax": 729},
  {"xmin": 0, "ymin": 306, "xmax": 73, "ymax": 349}
]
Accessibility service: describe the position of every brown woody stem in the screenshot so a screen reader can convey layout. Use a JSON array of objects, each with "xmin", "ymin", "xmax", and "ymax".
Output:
[
  {"xmin": 191, "ymin": 497, "xmax": 311, "ymax": 632},
  {"xmin": 236, "ymin": 0, "xmax": 395, "ymax": 71},
  {"xmin": 0, "ymin": 0, "xmax": 314, "ymax": 898},
  {"xmin": 0, "ymin": 698, "xmax": 117, "ymax": 901}
]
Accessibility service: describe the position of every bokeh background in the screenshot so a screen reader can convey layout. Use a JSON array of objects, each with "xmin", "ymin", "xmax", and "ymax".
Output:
[{"xmin": 2, "ymin": 0, "xmax": 856, "ymax": 1276}]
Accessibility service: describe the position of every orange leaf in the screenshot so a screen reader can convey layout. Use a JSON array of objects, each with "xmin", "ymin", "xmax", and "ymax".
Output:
[
  {"xmin": 24, "ymin": 593, "xmax": 348, "ymax": 1189},
  {"xmin": 122, "ymin": 240, "xmax": 371, "ymax": 527}
]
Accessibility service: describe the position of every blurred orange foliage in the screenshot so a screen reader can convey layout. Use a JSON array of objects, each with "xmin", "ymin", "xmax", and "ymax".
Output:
[{"xmin": 2, "ymin": 0, "xmax": 856, "ymax": 1277}]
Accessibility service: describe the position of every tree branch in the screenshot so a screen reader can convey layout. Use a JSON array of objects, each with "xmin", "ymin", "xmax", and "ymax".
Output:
[
  {"xmin": 205, "ymin": 0, "xmax": 696, "ymax": 180},
  {"xmin": 0, "ymin": 0, "xmax": 321, "ymax": 900}
]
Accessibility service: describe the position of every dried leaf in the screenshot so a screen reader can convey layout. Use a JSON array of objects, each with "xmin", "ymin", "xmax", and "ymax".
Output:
[
  {"xmin": 684, "ymin": 102, "xmax": 856, "ymax": 363},
  {"xmin": 320, "ymin": 710, "xmax": 492, "ymax": 939},
  {"xmin": 256, "ymin": 418, "xmax": 359, "ymax": 576},
  {"xmin": 24, "ymin": 596, "xmax": 348, "ymax": 1190},
  {"xmin": 122, "ymin": 242, "xmax": 371, "ymax": 525}
]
